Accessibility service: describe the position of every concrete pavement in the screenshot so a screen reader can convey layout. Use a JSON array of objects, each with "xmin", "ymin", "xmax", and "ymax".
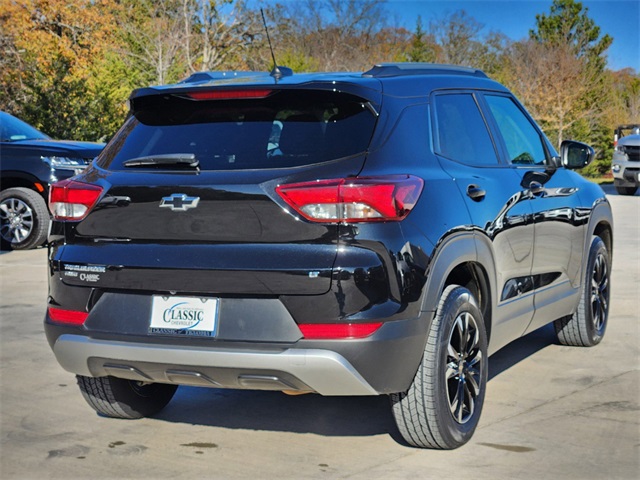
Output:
[{"xmin": 1, "ymin": 186, "xmax": 638, "ymax": 479}]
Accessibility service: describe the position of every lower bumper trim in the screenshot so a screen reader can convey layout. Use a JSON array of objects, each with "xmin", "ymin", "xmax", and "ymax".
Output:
[{"xmin": 53, "ymin": 334, "xmax": 379, "ymax": 396}]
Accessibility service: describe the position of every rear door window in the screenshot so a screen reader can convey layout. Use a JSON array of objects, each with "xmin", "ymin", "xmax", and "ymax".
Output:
[
  {"xmin": 97, "ymin": 90, "xmax": 376, "ymax": 171},
  {"xmin": 433, "ymin": 93, "xmax": 499, "ymax": 166}
]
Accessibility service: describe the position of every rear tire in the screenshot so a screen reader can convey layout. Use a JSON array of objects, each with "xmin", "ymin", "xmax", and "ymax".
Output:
[
  {"xmin": 76, "ymin": 375, "xmax": 178, "ymax": 419},
  {"xmin": 614, "ymin": 185, "xmax": 637, "ymax": 196},
  {"xmin": 0, "ymin": 187, "xmax": 49, "ymax": 250},
  {"xmin": 391, "ymin": 285, "xmax": 488, "ymax": 449},
  {"xmin": 554, "ymin": 236, "xmax": 610, "ymax": 347}
]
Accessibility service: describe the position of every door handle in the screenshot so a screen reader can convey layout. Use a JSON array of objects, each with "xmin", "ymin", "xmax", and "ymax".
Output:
[
  {"xmin": 529, "ymin": 181, "xmax": 544, "ymax": 196},
  {"xmin": 467, "ymin": 184, "xmax": 486, "ymax": 201}
]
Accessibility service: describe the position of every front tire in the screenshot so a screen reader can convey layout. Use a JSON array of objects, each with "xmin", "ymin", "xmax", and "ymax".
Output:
[
  {"xmin": 391, "ymin": 285, "xmax": 488, "ymax": 449},
  {"xmin": 76, "ymin": 375, "xmax": 178, "ymax": 419},
  {"xmin": 0, "ymin": 187, "xmax": 49, "ymax": 250},
  {"xmin": 554, "ymin": 236, "xmax": 610, "ymax": 347}
]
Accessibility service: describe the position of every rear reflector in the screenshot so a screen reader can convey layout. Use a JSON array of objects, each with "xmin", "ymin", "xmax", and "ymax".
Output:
[
  {"xmin": 299, "ymin": 322, "xmax": 383, "ymax": 339},
  {"xmin": 49, "ymin": 179, "xmax": 103, "ymax": 220},
  {"xmin": 48, "ymin": 307, "xmax": 88, "ymax": 326},
  {"xmin": 187, "ymin": 89, "xmax": 273, "ymax": 100},
  {"xmin": 276, "ymin": 175, "xmax": 423, "ymax": 223}
]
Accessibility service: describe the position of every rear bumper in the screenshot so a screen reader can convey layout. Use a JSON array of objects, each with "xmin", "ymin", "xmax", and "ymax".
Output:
[
  {"xmin": 52, "ymin": 334, "xmax": 379, "ymax": 395},
  {"xmin": 46, "ymin": 309, "xmax": 430, "ymax": 395}
]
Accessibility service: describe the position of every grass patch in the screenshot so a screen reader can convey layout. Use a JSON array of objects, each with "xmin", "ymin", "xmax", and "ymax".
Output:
[{"xmin": 587, "ymin": 176, "xmax": 614, "ymax": 185}]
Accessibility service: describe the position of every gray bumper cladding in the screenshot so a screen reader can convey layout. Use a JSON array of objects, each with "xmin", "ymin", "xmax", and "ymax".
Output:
[{"xmin": 53, "ymin": 334, "xmax": 378, "ymax": 396}]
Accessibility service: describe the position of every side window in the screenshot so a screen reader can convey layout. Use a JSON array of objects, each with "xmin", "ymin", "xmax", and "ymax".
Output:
[
  {"xmin": 434, "ymin": 93, "xmax": 499, "ymax": 166},
  {"xmin": 484, "ymin": 95, "xmax": 547, "ymax": 165}
]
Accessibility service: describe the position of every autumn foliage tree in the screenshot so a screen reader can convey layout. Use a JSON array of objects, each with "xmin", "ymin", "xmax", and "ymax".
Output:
[
  {"xmin": 0, "ymin": 0, "xmax": 638, "ymax": 169},
  {"xmin": 0, "ymin": 0, "xmax": 122, "ymax": 140},
  {"xmin": 482, "ymin": 0, "xmax": 620, "ymax": 175}
]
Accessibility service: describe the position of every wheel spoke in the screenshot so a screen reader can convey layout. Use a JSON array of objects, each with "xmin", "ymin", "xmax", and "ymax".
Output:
[
  {"xmin": 445, "ymin": 362, "xmax": 458, "ymax": 380},
  {"xmin": 446, "ymin": 309, "xmax": 484, "ymax": 425},
  {"xmin": 464, "ymin": 383, "xmax": 475, "ymax": 416},
  {"xmin": 461, "ymin": 313, "xmax": 471, "ymax": 354},
  {"xmin": 466, "ymin": 348, "xmax": 482, "ymax": 368},
  {"xmin": 447, "ymin": 342, "xmax": 460, "ymax": 361},
  {"xmin": 453, "ymin": 379, "xmax": 465, "ymax": 422},
  {"xmin": 466, "ymin": 369, "xmax": 481, "ymax": 397},
  {"xmin": 0, "ymin": 197, "xmax": 34, "ymax": 244},
  {"xmin": 590, "ymin": 253, "xmax": 609, "ymax": 332}
]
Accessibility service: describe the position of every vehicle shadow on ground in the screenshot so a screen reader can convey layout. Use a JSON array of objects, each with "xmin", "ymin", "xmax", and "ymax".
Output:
[
  {"xmin": 154, "ymin": 324, "xmax": 558, "ymax": 438},
  {"xmin": 600, "ymin": 184, "xmax": 639, "ymax": 196}
]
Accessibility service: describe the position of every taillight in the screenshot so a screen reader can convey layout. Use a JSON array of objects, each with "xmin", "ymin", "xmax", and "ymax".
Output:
[
  {"xmin": 49, "ymin": 179, "xmax": 103, "ymax": 220},
  {"xmin": 275, "ymin": 175, "xmax": 423, "ymax": 223},
  {"xmin": 299, "ymin": 322, "xmax": 383, "ymax": 339},
  {"xmin": 186, "ymin": 89, "xmax": 273, "ymax": 100},
  {"xmin": 48, "ymin": 307, "xmax": 88, "ymax": 326}
]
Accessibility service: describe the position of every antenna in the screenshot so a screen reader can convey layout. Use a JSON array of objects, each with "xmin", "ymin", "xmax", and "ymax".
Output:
[{"xmin": 261, "ymin": 8, "xmax": 283, "ymax": 79}]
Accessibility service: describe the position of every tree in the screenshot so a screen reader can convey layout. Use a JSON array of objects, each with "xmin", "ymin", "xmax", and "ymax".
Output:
[
  {"xmin": 182, "ymin": 0, "xmax": 258, "ymax": 73},
  {"xmin": 406, "ymin": 16, "xmax": 437, "ymax": 63},
  {"xmin": 0, "ymin": 0, "xmax": 121, "ymax": 140},
  {"xmin": 531, "ymin": 0, "xmax": 612, "ymax": 67},
  {"xmin": 506, "ymin": 40, "xmax": 605, "ymax": 147},
  {"xmin": 519, "ymin": 0, "xmax": 613, "ymax": 169},
  {"xmin": 416, "ymin": 10, "xmax": 509, "ymax": 74},
  {"xmin": 430, "ymin": 10, "xmax": 485, "ymax": 66},
  {"xmin": 264, "ymin": 0, "xmax": 390, "ymax": 71},
  {"xmin": 115, "ymin": 0, "xmax": 186, "ymax": 86}
]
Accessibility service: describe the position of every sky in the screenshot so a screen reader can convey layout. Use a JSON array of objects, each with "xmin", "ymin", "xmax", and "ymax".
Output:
[
  {"xmin": 385, "ymin": 0, "xmax": 639, "ymax": 72},
  {"xmin": 258, "ymin": 0, "xmax": 639, "ymax": 72}
]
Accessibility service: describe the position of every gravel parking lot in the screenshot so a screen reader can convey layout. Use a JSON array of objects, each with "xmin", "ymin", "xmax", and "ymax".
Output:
[{"xmin": 1, "ymin": 185, "xmax": 638, "ymax": 479}]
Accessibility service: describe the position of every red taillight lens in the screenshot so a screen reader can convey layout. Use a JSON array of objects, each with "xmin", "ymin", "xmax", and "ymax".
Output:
[
  {"xmin": 187, "ymin": 89, "xmax": 273, "ymax": 100},
  {"xmin": 49, "ymin": 179, "xmax": 103, "ymax": 220},
  {"xmin": 276, "ymin": 175, "xmax": 423, "ymax": 223},
  {"xmin": 48, "ymin": 307, "xmax": 88, "ymax": 326},
  {"xmin": 299, "ymin": 322, "xmax": 383, "ymax": 339}
]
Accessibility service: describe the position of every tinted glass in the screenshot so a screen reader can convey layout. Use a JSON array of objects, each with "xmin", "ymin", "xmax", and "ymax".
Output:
[
  {"xmin": 0, "ymin": 112, "xmax": 49, "ymax": 142},
  {"xmin": 98, "ymin": 90, "xmax": 376, "ymax": 171},
  {"xmin": 434, "ymin": 94, "xmax": 498, "ymax": 165},
  {"xmin": 485, "ymin": 95, "xmax": 547, "ymax": 165}
]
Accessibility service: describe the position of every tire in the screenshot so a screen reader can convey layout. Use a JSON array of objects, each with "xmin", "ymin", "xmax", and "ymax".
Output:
[
  {"xmin": 391, "ymin": 285, "xmax": 488, "ymax": 449},
  {"xmin": 76, "ymin": 375, "xmax": 178, "ymax": 419},
  {"xmin": 0, "ymin": 187, "xmax": 49, "ymax": 250},
  {"xmin": 614, "ymin": 185, "xmax": 637, "ymax": 196},
  {"xmin": 554, "ymin": 236, "xmax": 610, "ymax": 347}
]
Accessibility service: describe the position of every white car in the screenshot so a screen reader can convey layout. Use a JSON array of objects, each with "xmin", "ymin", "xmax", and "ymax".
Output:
[{"xmin": 612, "ymin": 125, "xmax": 640, "ymax": 195}]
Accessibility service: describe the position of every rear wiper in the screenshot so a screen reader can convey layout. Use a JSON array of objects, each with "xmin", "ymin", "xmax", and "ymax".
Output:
[{"xmin": 122, "ymin": 153, "xmax": 199, "ymax": 169}]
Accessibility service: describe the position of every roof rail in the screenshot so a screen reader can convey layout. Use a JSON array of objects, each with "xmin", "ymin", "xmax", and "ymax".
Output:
[{"xmin": 363, "ymin": 63, "xmax": 488, "ymax": 79}]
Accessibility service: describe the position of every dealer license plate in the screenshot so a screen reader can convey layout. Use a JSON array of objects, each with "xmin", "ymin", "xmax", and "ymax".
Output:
[{"xmin": 150, "ymin": 296, "xmax": 218, "ymax": 337}]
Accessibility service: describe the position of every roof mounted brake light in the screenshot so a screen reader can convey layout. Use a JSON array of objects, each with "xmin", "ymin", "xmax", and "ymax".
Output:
[{"xmin": 186, "ymin": 89, "xmax": 273, "ymax": 100}]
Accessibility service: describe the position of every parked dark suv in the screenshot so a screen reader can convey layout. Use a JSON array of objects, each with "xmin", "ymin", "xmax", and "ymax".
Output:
[
  {"xmin": 0, "ymin": 111, "xmax": 104, "ymax": 249},
  {"xmin": 44, "ymin": 63, "xmax": 613, "ymax": 449}
]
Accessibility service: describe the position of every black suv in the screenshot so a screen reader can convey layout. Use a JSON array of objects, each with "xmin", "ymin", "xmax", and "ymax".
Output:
[
  {"xmin": 0, "ymin": 111, "xmax": 104, "ymax": 249},
  {"xmin": 44, "ymin": 63, "xmax": 613, "ymax": 449}
]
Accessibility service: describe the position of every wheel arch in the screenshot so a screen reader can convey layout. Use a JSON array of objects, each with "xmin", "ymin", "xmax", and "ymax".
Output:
[
  {"xmin": 587, "ymin": 200, "xmax": 614, "ymax": 264},
  {"xmin": 421, "ymin": 231, "xmax": 496, "ymax": 344},
  {"xmin": 0, "ymin": 173, "xmax": 47, "ymax": 199}
]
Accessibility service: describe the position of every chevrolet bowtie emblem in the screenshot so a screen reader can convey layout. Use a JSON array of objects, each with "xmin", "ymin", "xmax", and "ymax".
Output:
[{"xmin": 160, "ymin": 193, "xmax": 200, "ymax": 211}]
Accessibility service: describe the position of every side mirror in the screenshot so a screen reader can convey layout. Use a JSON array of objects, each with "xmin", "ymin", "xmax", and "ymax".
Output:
[{"xmin": 560, "ymin": 140, "xmax": 595, "ymax": 169}]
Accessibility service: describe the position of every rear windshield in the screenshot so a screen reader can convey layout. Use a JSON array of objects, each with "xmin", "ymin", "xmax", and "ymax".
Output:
[{"xmin": 97, "ymin": 89, "xmax": 376, "ymax": 171}]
